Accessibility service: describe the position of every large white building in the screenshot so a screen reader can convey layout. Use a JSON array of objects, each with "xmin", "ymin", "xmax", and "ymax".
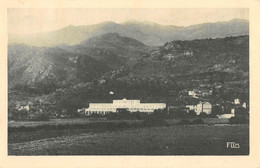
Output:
[{"xmin": 83, "ymin": 98, "xmax": 166, "ymax": 116}]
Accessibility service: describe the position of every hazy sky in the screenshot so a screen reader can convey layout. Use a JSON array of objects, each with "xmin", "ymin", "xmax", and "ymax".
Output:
[{"xmin": 8, "ymin": 8, "xmax": 249, "ymax": 34}]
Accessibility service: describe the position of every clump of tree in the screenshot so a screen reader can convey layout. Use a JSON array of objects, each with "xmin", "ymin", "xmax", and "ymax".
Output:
[
  {"xmin": 229, "ymin": 107, "xmax": 249, "ymax": 124},
  {"xmin": 142, "ymin": 111, "xmax": 169, "ymax": 127}
]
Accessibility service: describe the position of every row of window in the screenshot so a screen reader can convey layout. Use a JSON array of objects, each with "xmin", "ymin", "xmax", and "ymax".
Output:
[
  {"xmin": 86, "ymin": 108, "xmax": 163, "ymax": 111},
  {"xmin": 86, "ymin": 111, "xmax": 109, "ymax": 115},
  {"xmin": 89, "ymin": 106, "xmax": 165, "ymax": 109},
  {"xmin": 86, "ymin": 110, "xmax": 154, "ymax": 115}
]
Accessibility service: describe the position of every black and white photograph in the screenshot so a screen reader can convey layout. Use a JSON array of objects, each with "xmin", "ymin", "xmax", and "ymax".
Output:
[{"xmin": 7, "ymin": 8, "xmax": 250, "ymax": 156}]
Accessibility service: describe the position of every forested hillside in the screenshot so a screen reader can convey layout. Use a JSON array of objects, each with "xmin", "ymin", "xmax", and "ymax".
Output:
[{"xmin": 8, "ymin": 35, "xmax": 249, "ymax": 116}]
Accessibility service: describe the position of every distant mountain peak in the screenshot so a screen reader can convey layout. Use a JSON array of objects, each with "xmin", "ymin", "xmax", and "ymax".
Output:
[
  {"xmin": 229, "ymin": 18, "xmax": 248, "ymax": 23},
  {"xmin": 82, "ymin": 32, "xmax": 146, "ymax": 47},
  {"xmin": 96, "ymin": 21, "xmax": 118, "ymax": 26},
  {"xmin": 9, "ymin": 19, "xmax": 249, "ymax": 47},
  {"xmin": 123, "ymin": 20, "xmax": 160, "ymax": 26},
  {"xmin": 99, "ymin": 32, "xmax": 120, "ymax": 37}
]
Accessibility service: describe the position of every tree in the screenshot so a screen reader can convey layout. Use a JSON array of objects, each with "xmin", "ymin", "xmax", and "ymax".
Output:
[
  {"xmin": 212, "ymin": 105, "xmax": 223, "ymax": 115},
  {"xmin": 56, "ymin": 95, "xmax": 84, "ymax": 117},
  {"xmin": 235, "ymin": 107, "xmax": 248, "ymax": 118},
  {"xmin": 187, "ymin": 110, "xmax": 197, "ymax": 117},
  {"xmin": 199, "ymin": 112, "xmax": 208, "ymax": 118},
  {"xmin": 117, "ymin": 108, "xmax": 131, "ymax": 119}
]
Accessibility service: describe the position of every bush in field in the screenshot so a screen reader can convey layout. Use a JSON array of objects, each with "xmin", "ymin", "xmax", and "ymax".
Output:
[
  {"xmin": 142, "ymin": 113, "xmax": 168, "ymax": 127},
  {"xmin": 235, "ymin": 107, "xmax": 248, "ymax": 118},
  {"xmin": 131, "ymin": 112, "xmax": 142, "ymax": 120},
  {"xmin": 212, "ymin": 105, "xmax": 223, "ymax": 115},
  {"xmin": 229, "ymin": 107, "xmax": 249, "ymax": 124},
  {"xmin": 187, "ymin": 110, "xmax": 197, "ymax": 118},
  {"xmin": 153, "ymin": 109, "xmax": 168, "ymax": 118},
  {"xmin": 229, "ymin": 117, "xmax": 249, "ymax": 124},
  {"xmin": 89, "ymin": 113, "xmax": 103, "ymax": 118},
  {"xmin": 171, "ymin": 110, "xmax": 188, "ymax": 119},
  {"xmin": 178, "ymin": 119, "xmax": 191, "ymax": 125},
  {"xmin": 117, "ymin": 110, "xmax": 131, "ymax": 119},
  {"xmin": 29, "ymin": 113, "xmax": 50, "ymax": 121},
  {"xmin": 8, "ymin": 106, "xmax": 18, "ymax": 119},
  {"xmin": 106, "ymin": 113, "xmax": 118, "ymax": 120},
  {"xmin": 191, "ymin": 118, "xmax": 205, "ymax": 125},
  {"xmin": 11, "ymin": 109, "xmax": 28, "ymax": 120},
  {"xmin": 207, "ymin": 113, "xmax": 218, "ymax": 118},
  {"xmin": 199, "ymin": 112, "xmax": 208, "ymax": 118}
]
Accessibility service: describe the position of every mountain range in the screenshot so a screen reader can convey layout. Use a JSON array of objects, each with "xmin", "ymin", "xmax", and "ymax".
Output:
[
  {"xmin": 8, "ymin": 33, "xmax": 249, "ymax": 89},
  {"xmin": 8, "ymin": 19, "xmax": 249, "ymax": 109},
  {"xmin": 8, "ymin": 18, "xmax": 249, "ymax": 47}
]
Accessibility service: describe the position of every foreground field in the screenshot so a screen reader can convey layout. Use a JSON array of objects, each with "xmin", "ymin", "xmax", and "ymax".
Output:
[
  {"xmin": 8, "ymin": 118, "xmax": 229, "ymax": 128},
  {"xmin": 8, "ymin": 118, "xmax": 142, "ymax": 127},
  {"xmin": 8, "ymin": 118, "xmax": 230, "ymax": 143},
  {"xmin": 9, "ymin": 124, "xmax": 248, "ymax": 155}
]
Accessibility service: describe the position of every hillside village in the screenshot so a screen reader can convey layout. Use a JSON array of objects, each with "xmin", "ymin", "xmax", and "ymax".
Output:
[{"xmin": 9, "ymin": 80, "xmax": 249, "ymax": 121}]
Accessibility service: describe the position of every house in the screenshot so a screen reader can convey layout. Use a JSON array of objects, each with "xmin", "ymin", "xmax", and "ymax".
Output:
[
  {"xmin": 186, "ymin": 104, "xmax": 197, "ymax": 112},
  {"xmin": 242, "ymin": 102, "xmax": 247, "ymax": 108},
  {"xmin": 188, "ymin": 90, "xmax": 196, "ymax": 97},
  {"xmin": 16, "ymin": 101, "xmax": 32, "ymax": 112},
  {"xmin": 217, "ymin": 114, "xmax": 235, "ymax": 119},
  {"xmin": 184, "ymin": 50, "xmax": 193, "ymax": 56},
  {"xmin": 197, "ymin": 102, "xmax": 212, "ymax": 115},
  {"xmin": 188, "ymin": 89, "xmax": 212, "ymax": 98},
  {"xmin": 234, "ymin": 98, "xmax": 240, "ymax": 105},
  {"xmin": 77, "ymin": 108, "xmax": 85, "ymax": 113},
  {"xmin": 18, "ymin": 105, "xmax": 30, "ymax": 111},
  {"xmin": 186, "ymin": 101, "xmax": 212, "ymax": 115}
]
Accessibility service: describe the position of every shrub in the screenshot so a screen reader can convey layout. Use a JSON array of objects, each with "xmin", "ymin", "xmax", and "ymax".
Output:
[
  {"xmin": 187, "ymin": 110, "xmax": 197, "ymax": 118},
  {"xmin": 29, "ymin": 114, "xmax": 50, "ymax": 121},
  {"xmin": 199, "ymin": 112, "xmax": 208, "ymax": 118},
  {"xmin": 12, "ymin": 109, "xmax": 28, "ymax": 120},
  {"xmin": 142, "ymin": 114, "xmax": 168, "ymax": 127},
  {"xmin": 235, "ymin": 107, "xmax": 248, "ymax": 118},
  {"xmin": 106, "ymin": 113, "xmax": 118, "ymax": 120},
  {"xmin": 177, "ymin": 119, "xmax": 191, "ymax": 125},
  {"xmin": 229, "ymin": 117, "xmax": 249, "ymax": 124},
  {"xmin": 191, "ymin": 118, "xmax": 205, "ymax": 125}
]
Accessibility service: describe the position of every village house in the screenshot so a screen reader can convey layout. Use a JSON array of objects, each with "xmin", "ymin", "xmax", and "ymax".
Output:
[
  {"xmin": 217, "ymin": 113, "xmax": 235, "ymax": 119},
  {"xmin": 16, "ymin": 101, "xmax": 33, "ymax": 112},
  {"xmin": 188, "ymin": 89, "xmax": 212, "ymax": 98},
  {"xmin": 234, "ymin": 98, "xmax": 240, "ymax": 105},
  {"xmin": 186, "ymin": 101, "xmax": 212, "ymax": 115},
  {"xmin": 17, "ymin": 104, "xmax": 30, "ymax": 111},
  {"xmin": 217, "ymin": 99, "xmax": 249, "ymax": 119},
  {"xmin": 188, "ymin": 90, "xmax": 196, "ymax": 97},
  {"xmin": 183, "ymin": 50, "xmax": 193, "ymax": 56}
]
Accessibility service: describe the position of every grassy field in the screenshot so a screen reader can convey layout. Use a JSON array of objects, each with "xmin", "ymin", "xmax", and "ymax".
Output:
[
  {"xmin": 8, "ymin": 118, "xmax": 142, "ymax": 128},
  {"xmin": 8, "ymin": 124, "xmax": 249, "ymax": 155},
  {"xmin": 8, "ymin": 118, "xmax": 229, "ymax": 128},
  {"xmin": 8, "ymin": 118, "xmax": 230, "ymax": 143}
]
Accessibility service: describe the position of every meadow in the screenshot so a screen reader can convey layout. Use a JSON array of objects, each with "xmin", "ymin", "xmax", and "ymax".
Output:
[
  {"xmin": 8, "ymin": 118, "xmax": 229, "ymax": 128},
  {"xmin": 9, "ymin": 124, "xmax": 249, "ymax": 155},
  {"xmin": 8, "ymin": 118, "xmax": 248, "ymax": 155}
]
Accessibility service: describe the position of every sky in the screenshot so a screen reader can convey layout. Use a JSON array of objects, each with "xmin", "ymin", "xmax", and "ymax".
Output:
[{"xmin": 8, "ymin": 8, "xmax": 249, "ymax": 34}]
